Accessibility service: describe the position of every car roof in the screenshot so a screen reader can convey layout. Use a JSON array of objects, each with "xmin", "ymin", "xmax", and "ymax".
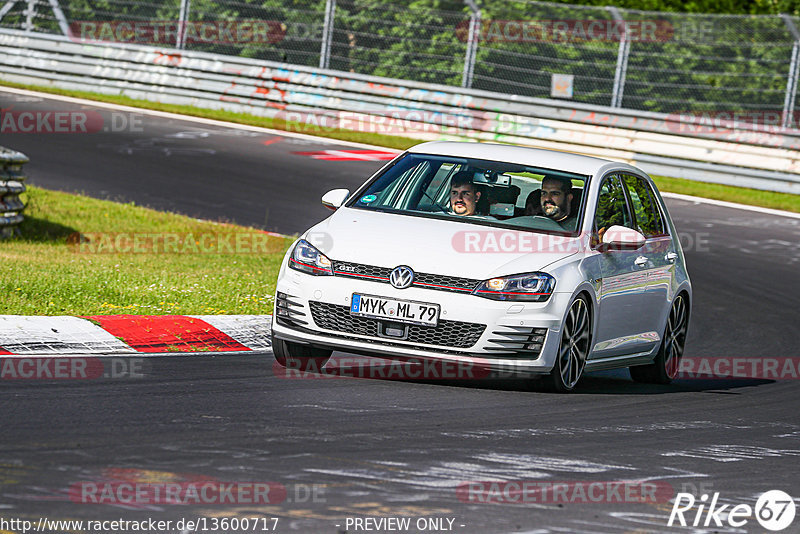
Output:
[{"xmin": 407, "ymin": 141, "xmax": 633, "ymax": 177}]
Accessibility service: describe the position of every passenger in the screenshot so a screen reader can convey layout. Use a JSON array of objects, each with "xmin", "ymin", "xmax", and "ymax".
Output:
[
  {"xmin": 540, "ymin": 176, "xmax": 577, "ymax": 231},
  {"xmin": 524, "ymin": 190, "xmax": 543, "ymax": 216}
]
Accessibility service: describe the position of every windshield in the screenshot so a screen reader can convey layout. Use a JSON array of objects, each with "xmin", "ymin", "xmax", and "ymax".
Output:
[{"xmin": 345, "ymin": 153, "xmax": 589, "ymax": 235}]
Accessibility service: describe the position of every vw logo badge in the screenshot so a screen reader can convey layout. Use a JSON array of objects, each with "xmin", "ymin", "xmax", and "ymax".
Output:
[{"xmin": 390, "ymin": 266, "xmax": 414, "ymax": 289}]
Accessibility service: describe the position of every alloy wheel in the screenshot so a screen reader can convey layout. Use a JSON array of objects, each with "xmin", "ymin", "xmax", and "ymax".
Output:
[
  {"xmin": 663, "ymin": 294, "xmax": 688, "ymax": 379},
  {"xmin": 557, "ymin": 297, "xmax": 591, "ymax": 390}
]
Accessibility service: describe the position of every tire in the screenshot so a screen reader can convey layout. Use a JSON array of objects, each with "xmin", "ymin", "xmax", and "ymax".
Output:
[
  {"xmin": 271, "ymin": 334, "xmax": 332, "ymax": 373},
  {"xmin": 630, "ymin": 293, "xmax": 689, "ymax": 384},
  {"xmin": 543, "ymin": 295, "xmax": 591, "ymax": 393}
]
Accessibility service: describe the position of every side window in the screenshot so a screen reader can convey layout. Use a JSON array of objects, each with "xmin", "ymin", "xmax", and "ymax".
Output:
[
  {"xmin": 621, "ymin": 175, "xmax": 667, "ymax": 238},
  {"xmin": 594, "ymin": 174, "xmax": 633, "ymax": 237}
]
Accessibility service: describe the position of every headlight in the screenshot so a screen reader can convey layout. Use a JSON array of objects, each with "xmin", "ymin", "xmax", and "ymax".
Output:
[
  {"xmin": 288, "ymin": 239, "xmax": 333, "ymax": 276},
  {"xmin": 472, "ymin": 272, "xmax": 555, "ymax": 302}
]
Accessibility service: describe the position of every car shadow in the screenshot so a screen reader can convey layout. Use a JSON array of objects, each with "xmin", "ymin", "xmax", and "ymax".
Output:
[
  {"xmin": 569, "ymin": 370, "xmax": 773, "ymax": 395},
  {"xmin": 321, "ymin": 353, "xmax": 773, "ymax": 394}
]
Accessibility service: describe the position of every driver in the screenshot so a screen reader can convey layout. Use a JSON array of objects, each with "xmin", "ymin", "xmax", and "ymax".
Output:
[
  {"xmin": 540, "ymin": 176, "xmax": 577, "ymax": 231},
  {"xmin": 448, "ymin": 171, "xmax": 482, "ymax": 216}
]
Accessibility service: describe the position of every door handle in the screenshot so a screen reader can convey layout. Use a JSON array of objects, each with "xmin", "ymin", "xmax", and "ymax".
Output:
[
  {"xmin": 665, "ymin": 252, "xmax": 678, "ymax": 263},
  {"xmin": 634, "ymin": 256, "xmax": 648, "ymax": 268}
]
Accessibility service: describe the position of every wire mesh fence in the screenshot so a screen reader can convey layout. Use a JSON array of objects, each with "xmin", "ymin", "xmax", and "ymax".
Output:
[
  {"xmin": 329, "ymin": 0, "xmax": 469, "ymax": 86},
  {"xmin": 470, "ymin": 2, "xmax": 621, "ymax": 108},
  {"xmin": 1, "ymin": 0, "xmax": 797, "ymax": 127}
]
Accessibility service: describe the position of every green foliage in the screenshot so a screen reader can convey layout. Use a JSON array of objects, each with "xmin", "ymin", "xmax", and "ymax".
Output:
[
  {"xmin": 329, "ymin": 0, "xmax": 468, "ymax": 85},
  {"xmin": 547, "ymin": 0, "xmax": 800, "ymax": 15},
  {"xmin": 2, "ymin": 0, "xmax": 797, "ymax": 119}
]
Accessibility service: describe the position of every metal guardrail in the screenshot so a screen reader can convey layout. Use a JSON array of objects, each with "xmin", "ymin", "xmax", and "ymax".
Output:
[
  {"xmin": 2, "ymin": 0, "xmax": 799, "ymax": 121},
  {"xmin": 0, "ymin": 145, "xmax": 28, "ymax": 238},
  {"xmin": 0, "ymin": 28, "xmax": 799, "ymax": 194}
]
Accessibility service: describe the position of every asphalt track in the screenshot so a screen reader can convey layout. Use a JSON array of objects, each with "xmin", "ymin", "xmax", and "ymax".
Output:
[{"xmin": 2, "ymin": 88, "xmax": 800, "ymax": 533}]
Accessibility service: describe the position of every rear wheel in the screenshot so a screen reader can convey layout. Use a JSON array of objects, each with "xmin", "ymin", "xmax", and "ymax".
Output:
[
  {"xmin": 630, "ymin": 294, "xmax": 688, "ymax": 384},
  {"xmin": 272, "ymin": 334, "xmax": 332, "ymax": 373},
  {"xmin": 544, "ymin": 295, "xmax": 591, "ymax": 393}
]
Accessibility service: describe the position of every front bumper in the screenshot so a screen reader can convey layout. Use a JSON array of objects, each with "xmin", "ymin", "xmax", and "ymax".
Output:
[{"xmin": 273, "ymin": 268, "xmax": 572, "ymax": 375}]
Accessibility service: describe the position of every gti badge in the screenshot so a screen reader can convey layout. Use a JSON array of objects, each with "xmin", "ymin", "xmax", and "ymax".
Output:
[{"xmin": 390, "ymin": 266, "xmax": 414, "ymax": 289}]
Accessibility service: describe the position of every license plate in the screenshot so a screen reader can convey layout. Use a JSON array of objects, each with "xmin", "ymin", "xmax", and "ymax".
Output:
[{"xmin": 350, "ymin": 293, "xmax": 440, "ymax": 327}]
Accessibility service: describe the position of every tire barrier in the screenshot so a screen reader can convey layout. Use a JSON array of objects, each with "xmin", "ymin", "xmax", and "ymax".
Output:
[{"xmin": 0, "ymin": 145, "xmax": 28, "ymax": 238}]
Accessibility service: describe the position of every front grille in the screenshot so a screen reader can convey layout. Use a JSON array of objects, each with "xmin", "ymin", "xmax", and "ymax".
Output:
[
  {"xmin": 331, "ymin": 261, "xmax": 480, "ymax": 294},
  {"xmin": 332, "ymin": 261, "xmax": 390, "ymax": 281},
  {"xmin": 414, "ymin": 272, "xmax": 478, "ymax": 292},
  {"xmin": 309, "ymin": 301, "xmax": 485, "ymax": 349}
]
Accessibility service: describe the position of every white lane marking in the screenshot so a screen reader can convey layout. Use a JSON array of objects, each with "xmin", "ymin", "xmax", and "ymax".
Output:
[
  {"xmin": 442, "ymin": 421, "xmax": 748, "ymax": 439},
  {"xmin": 305, "ymin": 453, "xmax": 633, "ymax": 495},
  {"xmin": 0, "ymin": 86, "xmax": 401, "ymax": 151},
  {"xmin": 3, "ymin": 86, "xmax": 796, "ymax": 218},
  {"xmin": 663, "ymin": 445, "xmax": 800, "ymax": 462},
  {"xmin": 286, "ymin": 404, "xmax": 376, "ymax": 413},
  {"xmin": 662, "ymin": 192, "xmax": 800, "ymax": 219},
  {"xmin": 0, "ymin": 316, "xmax": 135, "ymax": 354},
  {"xmin": 474, "ymin": 452, "xmax": 633, "ymax": 473}
]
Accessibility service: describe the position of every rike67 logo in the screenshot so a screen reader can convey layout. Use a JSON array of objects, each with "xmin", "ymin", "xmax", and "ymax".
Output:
[{"xmin": 669, "ymin": 490, "xmax": 795, "ymax": 531}]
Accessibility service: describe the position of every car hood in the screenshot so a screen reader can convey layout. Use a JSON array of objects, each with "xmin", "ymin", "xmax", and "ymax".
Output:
[{"xmin": 303, "ymin": 208, "xmax": 582, "ymax": 279}]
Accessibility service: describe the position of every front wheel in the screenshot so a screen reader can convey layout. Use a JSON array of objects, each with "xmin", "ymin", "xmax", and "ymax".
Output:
[
  {"xmin": 630, "ymin": 294, "xmax": 688, "ymax": 384},
  {"xmin": 544, "ymin": 295, "xmax": 591, "ymax": 393},
  {"xmin": 272, "ymin": 334, "xmax": 332, "ymax": 373}
]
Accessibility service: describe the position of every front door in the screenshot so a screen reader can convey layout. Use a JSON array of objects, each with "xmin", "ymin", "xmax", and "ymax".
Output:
[{"xmin": 589, "ymin": 174, "xmax": 654, "ymax": 358}]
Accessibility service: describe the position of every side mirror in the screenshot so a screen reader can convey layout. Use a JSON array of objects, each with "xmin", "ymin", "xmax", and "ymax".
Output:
[
  {"xmin": 599, "ymin": 225, "xmax": 646, "ymax": 251},
  {"xmin": 321, "ymin": 188, "xmax": 350, "ymax": 211}
]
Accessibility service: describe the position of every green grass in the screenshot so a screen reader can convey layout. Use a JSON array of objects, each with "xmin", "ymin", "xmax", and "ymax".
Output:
[
  {"xmin": 1, "ymin": 79, "xmax": 797, "ymax": 213},
  {"xmin": 651, "ymin": 175, "xmax": 800, "ymax": 213},
  {"xmin": 1, "ymin": 186, "xmax": 294, "ymax": 316}
]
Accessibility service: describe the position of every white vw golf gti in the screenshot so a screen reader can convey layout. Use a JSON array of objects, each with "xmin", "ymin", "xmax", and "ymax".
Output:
[{"xmin": 272, "ymin": 142, "xmax": 691, "ymax": 391}]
